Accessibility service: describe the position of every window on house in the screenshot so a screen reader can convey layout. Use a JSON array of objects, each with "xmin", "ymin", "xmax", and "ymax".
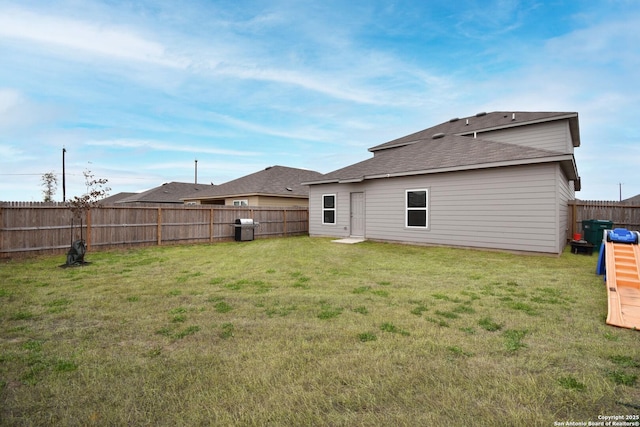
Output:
[
  {"xmin": 406, "ymin": 189, "xmax": 428, "ymax": 228},
  {"xmin": 233, "ymin": 200, "xmax": 249, "ymax": 206},
  {"xmin": 322, "ymin": 194, "xmax": 336, "ymax": 224}
]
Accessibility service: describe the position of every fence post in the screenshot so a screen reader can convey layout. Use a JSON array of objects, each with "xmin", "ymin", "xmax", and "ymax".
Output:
[
  {"xmin": 572, "ymin": 201, "xmax": 577, "ymax": 237},
  {"xmin": 86, "ymin": 209, "xmax": 92, "ymax": 251},
  {"xmin": 283, "ymin": 209, "xmax": 287, "ymax": 236},
  {"xmin": 0, "ymin": 206, "xmax": 3, "ymax": 255},
  {"xmin": 210, "ymin": 208, "xmax": 214, "ymax": 243},
  {"xmin": 157, "ymin": 208, "xmax": 162, "ymax": 246}
]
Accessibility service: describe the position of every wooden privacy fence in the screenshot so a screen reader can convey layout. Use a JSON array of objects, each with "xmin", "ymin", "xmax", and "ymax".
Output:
[
  {"xmin": 570, "ymin": 200, "xmax": 640, "ymax": 236},
  {"xmin": 0, "ymin": 204, "xmax": 309, "ymax": 258}
]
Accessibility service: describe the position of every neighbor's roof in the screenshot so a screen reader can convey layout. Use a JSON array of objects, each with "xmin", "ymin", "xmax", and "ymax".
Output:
[
  {"xmin": 369, "ymin": 111, "xmax": 580, "ymax": 152},
  {"xmin": 182, "ymin": 165, "xmax": 324, "ymax": 201},
  {"xmin": 622, "ymin": 194, "xmax": 640, "ymax": 205},
  {"xmin": 98, "ymin": 192, "xmax": 136, "ymax": 205},
  {"xmin": 116, "ymin": 182, "xmax": 213, "ymax": 204}
]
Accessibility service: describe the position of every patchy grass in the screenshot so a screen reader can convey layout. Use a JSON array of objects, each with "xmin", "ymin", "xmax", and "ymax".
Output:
[{"xmin": 0, "ymin": 236, "xmax": 638, "ymax": 425}]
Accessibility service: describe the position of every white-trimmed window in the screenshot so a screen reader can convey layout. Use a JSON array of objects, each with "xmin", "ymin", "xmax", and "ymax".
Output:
[
  {"xmin": 322, "ymin": 194, "xmax": 336, "ymax": 224},
  {"xmin": 406, "ymin": 189, "xmax": 428, "ymax": 228},
  {"xmin": 233, "ymin": 200, "xmax": 249, "ymax": 206}
]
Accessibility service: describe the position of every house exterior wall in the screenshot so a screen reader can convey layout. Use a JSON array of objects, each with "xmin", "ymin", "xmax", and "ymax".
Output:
[
  {"xmin": 191, "ymin": 196, "xmax": 308, "ymax": 207},
  {"xmin": 557, "ymin": 166, "xmax": 575, "ymax": 249},
  {"xmin": 309, "ymin": 163, "xmax": 570, "ymax": 254},
  {"xmin": 249, "ymin": 196, "xmax": 309, "ymax": 207},
  {"xmin": 473, "ymin": 120, "xmax": 574, "ymax": 154}
]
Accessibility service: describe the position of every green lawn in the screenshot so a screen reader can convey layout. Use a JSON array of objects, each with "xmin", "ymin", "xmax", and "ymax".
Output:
[{"xmin": 1, "ymin": 237, "xmax": 638, "ymax": 425}]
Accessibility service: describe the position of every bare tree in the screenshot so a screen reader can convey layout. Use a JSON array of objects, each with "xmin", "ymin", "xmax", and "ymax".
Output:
[
  {"xmin": 41, "ymin": 171, "xmax": 58, "ymax": 202},
  {"xmin": 66, "ymin": 169, "xmax": 111, "ymax": 219}
]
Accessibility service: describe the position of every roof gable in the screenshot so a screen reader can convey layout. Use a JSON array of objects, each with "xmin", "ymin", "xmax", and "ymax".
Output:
[{"xmin": 369, "ymin": 111, "xmax": 579, "ymax": 152}]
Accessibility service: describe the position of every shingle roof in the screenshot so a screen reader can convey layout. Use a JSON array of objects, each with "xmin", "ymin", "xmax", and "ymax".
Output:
[
  {"xmin": 622, "ymin": 194, "xmax": 640, "ymax": 205},
  {"xmin": 116, "ymin": 182, "xmax": 213, "ymax": 204},
  {"xmin": 304, "ymin": 111, "xmax": 580, "ymax": 186},
  {"xmin": 316, "ymin": 134, "xmax": 574, "ymax": 183},
  {"xmin": 369, "ymin": 111, "xmax": 579, "ymax": 152},
  {"xmin": 98, "ymin": 192, "xmax": 136, "ymax": 205},
  {"xmin": 182, "ymin": 166, "xmax": 324, "ymax": 201}
]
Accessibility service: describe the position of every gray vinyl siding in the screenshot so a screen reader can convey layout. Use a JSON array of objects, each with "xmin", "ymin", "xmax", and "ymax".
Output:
[
  {"xmin": 309, "ymin": 163, "xmax": 567, "ymax": 254},
  {"xmin": 557, "ymin": 166, "xmax": 575, "ymax": 252},
  {"xmin": 474, "ymin": 120, "xmax": 573, "ymax": 154},
  {"xmin": 309, "ymin": 184, "xmax": 360, "ymax": 238}
]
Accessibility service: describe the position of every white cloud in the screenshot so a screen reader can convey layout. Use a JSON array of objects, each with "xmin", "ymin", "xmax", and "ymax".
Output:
[
  {"xmin": 0, "ymin": 88, "xmax": 60, "ymax": 130},
  {"xmin": 206, "ymin": 112, "xmax": 339, "ymax": 143},
  {"xmin": 0, "ymin": 7, "xmax": 188, "ymax": 68},
  {"xmin": 85, "ymin": 139, "xmax": 261, "ymax": 157},
  {"xmin": 0, "ymin": 144, "xmax": 29, "ymax": 162}
]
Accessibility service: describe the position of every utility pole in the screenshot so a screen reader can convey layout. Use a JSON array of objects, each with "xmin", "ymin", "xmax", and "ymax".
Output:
[
  {"xmin": 62, "ymin": 147, "xmax": 66, "ymax": 202},
  {"xmin": 619, "ymin": 182, "xmax": 622, "ymax": 202},
  {"xmin": 195, "ymin": 159, "xmax": 198, "ymax": 184}
]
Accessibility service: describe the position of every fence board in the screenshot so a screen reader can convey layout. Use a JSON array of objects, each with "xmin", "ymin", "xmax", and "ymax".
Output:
[
  {"xmin": 570, "ymin": 201, "xmax": 640, "ymax": 236},
  {"xmin": 0, "ymin": 204, "xmax": 308, "ymax": 258}
]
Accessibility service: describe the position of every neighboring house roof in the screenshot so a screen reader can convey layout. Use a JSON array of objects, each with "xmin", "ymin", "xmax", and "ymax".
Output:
[
  {"xmin": 98, "ymin": 192, "xmax": 136, "ymax": 205},
  {"xmin": 304, "ymin": 111, "xmax": 580, "ymax": 189},
  {"xmin": 182, "ymin": 165, "xmax": 324, "ymax": 202},
  {"xmin": 116, "ymin": 182, "xmax": 213, "ymax": 204},
  {"xmin": 370, "ymin": 111, "xmax": 580, "ymax": 152},
  {"xmin": 622, "ymin": 194, "xmax": 640, "ymax": 205}
]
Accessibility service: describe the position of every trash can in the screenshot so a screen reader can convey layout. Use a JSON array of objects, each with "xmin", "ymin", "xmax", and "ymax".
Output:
[
  {"xmin": 582, "ymin": 219, "xmax": 614, "ymax": 249},
  {"xmin": 234, "ymin": 218, "xmax": 258, "ymax": 241}
]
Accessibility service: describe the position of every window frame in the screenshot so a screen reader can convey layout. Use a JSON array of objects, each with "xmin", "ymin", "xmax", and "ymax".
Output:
[
  {"xmin": 405, "ymin": 188, "xmax": 429, "ymax": 229},
  {"xmin": 322, "ymin": 193, "xmax": 337, "ymax": 225},
  {"xmin": 233, "ymin": 199, "xmax": 249, "ymax": 207}
]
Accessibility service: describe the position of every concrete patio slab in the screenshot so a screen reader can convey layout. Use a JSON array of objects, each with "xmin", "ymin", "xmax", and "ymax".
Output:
[{"xmin": 331, "ymin": 237, "xmax": 366, "ymax": 244}]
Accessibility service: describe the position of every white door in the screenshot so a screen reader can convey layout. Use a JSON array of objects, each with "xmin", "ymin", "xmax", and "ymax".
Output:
[{"xmin": 350, "ymin": 192, "xmax": 365, "ymax": 237}]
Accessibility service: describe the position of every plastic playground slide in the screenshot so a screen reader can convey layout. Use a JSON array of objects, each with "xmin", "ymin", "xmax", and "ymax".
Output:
[{"xmin": 596, "ymin": 228, "xmax": 640, "ymax": 330}]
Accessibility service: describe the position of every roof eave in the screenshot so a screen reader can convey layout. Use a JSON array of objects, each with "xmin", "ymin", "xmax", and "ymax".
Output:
[
  {"xmin": 457, "ymin": 113, "xmax": 579, "ymax": 138},
  {"xmin": 302, "ymin": 179, "xmax": 341, "ymax": 186},
  {"xmin": 182, "ymin": 192, "xmax": 309, "ymax": 201},
  {"xmin": 362, "ymin": 155, "xmax": 577, "ymax": 180}
]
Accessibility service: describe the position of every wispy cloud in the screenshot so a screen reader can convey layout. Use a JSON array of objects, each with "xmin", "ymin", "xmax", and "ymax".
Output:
[
  {"xmin": 0, "ymin": 7, "xmax": 188, "ymax": 69},
  {"xmin": 86, "ymin": 139, "xmax": 262, "ymax": 157},
  {"xmin": 206, "ymin": 112, "xmax": 339, "ymax": 143},
  {"xmin": 0, "ymin": 144, "xmax": 31, "ymax": 162},
  {"xmin": 0, "ymin": 5, "xmax": 445, "ymax": 108},
  {"xmin": 0, "ymin": 88, "xmax": 60, "ymax": 130}
]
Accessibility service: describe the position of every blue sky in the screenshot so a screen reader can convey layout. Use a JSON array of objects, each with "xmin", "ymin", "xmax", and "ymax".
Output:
[{"xmin": 1, "ymin": 0, "xmax": 638, "ymax": 202}]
